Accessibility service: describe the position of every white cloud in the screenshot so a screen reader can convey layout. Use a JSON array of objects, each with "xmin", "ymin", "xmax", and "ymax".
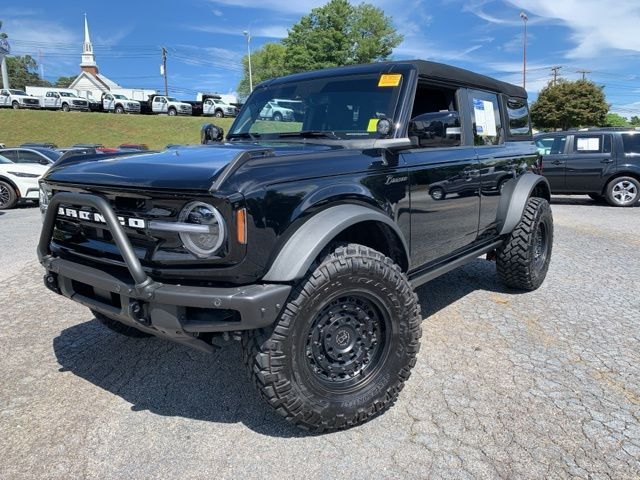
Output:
[
  {"xmin": 505, "ymin": 0, "xmax": 640, "ymax": 58},
  {"xmin": 189, "ymin": 24, "xmax": 289, "ymax": 38}
]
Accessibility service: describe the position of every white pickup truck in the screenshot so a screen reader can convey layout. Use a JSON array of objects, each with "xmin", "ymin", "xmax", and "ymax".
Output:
[
  {"xmin": 41, "ymin": 91, "xmax": 89, "ymax": 112},
  {"xmin": 203, "ymin": 97, "xmax": 238, "ymax": 117},
  {"xmin": 150, "ymin": 95, "xmax": 192, "ymax": 116},
  {"xmin": 102, "ymin": 93, "xmax": 141, "ymax": 114},
  {"xmin": 0, "ymin": 89, "xmax": 41, "ymax": 109},
  {"xmin": 259, "ymin": 100, "xmax": 295, "ymax": 122}
]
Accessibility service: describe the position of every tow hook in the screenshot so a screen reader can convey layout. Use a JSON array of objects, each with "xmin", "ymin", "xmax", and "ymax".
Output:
[
  {"xmin": 43, "ymin": 273, "xmax": 61, "ymax": 294},
  {"xmin": 128, "ymin": 301, "xmax": 150, "ymax": 326}
]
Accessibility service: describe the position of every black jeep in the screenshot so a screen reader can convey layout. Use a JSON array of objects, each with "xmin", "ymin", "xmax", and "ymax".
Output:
[
  {"xmin": 534, "ymin": 128, "xmax": 640, "ymax": 207},
  {"xmin": 38, "ymin": 61, "xmax": 553, "ymax": 431}
]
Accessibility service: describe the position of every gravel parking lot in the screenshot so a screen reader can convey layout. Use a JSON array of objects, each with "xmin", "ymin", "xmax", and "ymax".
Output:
[{"xmin": 1, "ymin": 197, "xmax": 639, "ymax": 479}]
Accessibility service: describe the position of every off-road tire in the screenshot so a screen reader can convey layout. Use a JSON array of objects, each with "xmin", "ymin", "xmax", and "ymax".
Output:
[
  {"xmin": 242, "ymin": 243, "xmax": 422, "ymax": 432},
  {"xmin": 604, "ymin": 176, "xmax": 639, "ymax": 207},
  {"xmin": 496, "ymin": 197, "xmax": 553, "ymax": 291},
  {"xmin": 0, "ymin": 181, "xmax": 18, "ymax": 209},
  {"xmin": 92, "ymin": 310, "xmax": 153, "ymax": 338}
]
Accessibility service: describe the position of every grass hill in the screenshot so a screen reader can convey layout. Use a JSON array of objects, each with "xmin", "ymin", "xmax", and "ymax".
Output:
[{"xmin": 0, "ymin": 110, "xmax": 235, "ymax": 150}]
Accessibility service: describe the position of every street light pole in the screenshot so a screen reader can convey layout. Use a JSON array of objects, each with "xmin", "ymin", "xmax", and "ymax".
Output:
[
  {"xmin": 243, "ymin": 30, "xmax": 253, "ymax": 93},
  {"xmin": 520, "ymin": 12, "xmax": 528, "ymax": 89}
]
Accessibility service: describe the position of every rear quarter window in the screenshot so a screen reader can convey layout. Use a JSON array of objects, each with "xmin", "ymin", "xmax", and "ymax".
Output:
[
  {"xmin": 621, "ymin": 133, "xmax": 640, "ymax": 154},
  {"xmin": 506, "ymin": 97, "xmax": 531, "ymax": 137}
]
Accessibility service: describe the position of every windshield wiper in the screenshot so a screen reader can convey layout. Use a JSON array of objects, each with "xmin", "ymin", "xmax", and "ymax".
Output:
[
  {"xmin": 227, "ymin": 132, "xmax": 261, "ymax": 140},
  {"xmin": 277, "ymin": 131, "xmax": 340, "ymax": 140}
]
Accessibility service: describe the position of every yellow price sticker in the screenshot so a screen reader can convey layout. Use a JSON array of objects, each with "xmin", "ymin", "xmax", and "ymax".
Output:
[
  {"xmin": 378, "ymin": 74, "xmax": 402, "ymax": 87},
  {"xmin": 367, "ymin": 118, "xmax": 379, "ymax": 132}
]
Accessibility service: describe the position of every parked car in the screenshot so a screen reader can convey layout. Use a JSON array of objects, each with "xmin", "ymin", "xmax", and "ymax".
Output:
[
  {"xmin": 0, "ymin": 147, "xmax": 61, "ymax": 165},
  {"xmin": 0, "ymin": 154, "xmax": 49, "ymax": 209},
  {"xmin": 102, "ymin": 93, "xmax": 141, "ymax": 114},
  {"xmin": 535, "ymin": 128, "xmax": 640, "ymax": 206},
  {"xmin": 41, "ymin": 91, "xmax": 89, "ymax": 112},
  {"xmin": 38, "ymin": 60, "xmax": 552, "ymax": 431},
  {"xmin": 0, "ymin": 88, "xmax": 41, "ymax": 109},
  {"xmin": 146, "ymin": 95, "xmax": 192, "ymax": 116},
  {"xmin": 21, "ymin": 142, "xmax": 58, "ymax": 149},
  {"xmin": 259, "ymin": 99, "xmax": 295, "ymax": 121},
  {"xmin": 203, "ymin": 97, "xmax": 238, "ymax": 118}
]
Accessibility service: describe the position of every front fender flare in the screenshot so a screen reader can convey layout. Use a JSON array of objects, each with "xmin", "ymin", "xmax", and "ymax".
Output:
[
  {"xmin": 262, "ymin": 205, "xmax": 409, "ymax": 282},
  {"xmin": 497, "ymin": 173, "xmax": 550, "ymax": 236}
]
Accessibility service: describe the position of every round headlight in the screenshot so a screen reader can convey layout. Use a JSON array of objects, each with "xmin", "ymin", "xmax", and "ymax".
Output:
[{"xmin": 178, "ymin": 201, "xmax": 226, "ymax": 258}]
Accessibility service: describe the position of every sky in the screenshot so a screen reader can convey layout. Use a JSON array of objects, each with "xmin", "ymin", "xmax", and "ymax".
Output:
[{"xmin": 2, "ymin": 0, "xmax": 640, "ymax": 116}]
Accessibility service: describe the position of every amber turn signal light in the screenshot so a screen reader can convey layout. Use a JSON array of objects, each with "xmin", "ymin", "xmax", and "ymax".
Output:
[{"xmin": 236, "ymin": 208, "xmax": 247, "ymax": 244}]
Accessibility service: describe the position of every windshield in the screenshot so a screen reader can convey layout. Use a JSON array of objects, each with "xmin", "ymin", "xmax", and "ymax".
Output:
[
  {"xmin": 229, "ymin": 72, "xmax": 404, "ymax": 140},
  {"xmin": 59, "ymin": 92, "xmax": 77, "ymax": 97},
  {"xmin": 9, "ymin": 89, "xmax": 27, "ymax": 96},
  {"xmin": 166, "ymin": 97, "xmax": 178, "ymax": 102}
]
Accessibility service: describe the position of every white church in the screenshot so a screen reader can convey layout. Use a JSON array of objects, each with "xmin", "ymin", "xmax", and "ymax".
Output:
[{"xmin": 68, "ymin": 15, "xmax": 155, "ymax": 101}]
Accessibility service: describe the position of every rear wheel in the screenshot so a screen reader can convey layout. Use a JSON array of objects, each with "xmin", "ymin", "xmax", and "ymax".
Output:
[
  {"xmin": 0, "ymin": 181, "xmax": 18, "ymax": 209},
  {"xmin": 92, "ymin": 310, "xmax": 153, "ymax": 338},
  {"xmin": 605, "ymin": 176, "xmax": 639, "ymax": 207},
  {"xmin": 242, "ymin": 244, "xmax": 421, "ymax": 432},
  {"xmin": 496, "ymin": 197, "xmax": 553, "ymax": 291}
]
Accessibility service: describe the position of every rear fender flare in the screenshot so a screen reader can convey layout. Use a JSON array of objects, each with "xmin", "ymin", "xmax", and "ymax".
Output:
[
  {"xmin": 497, "ymin": 173, "xmax": 550, "ymax": 235},
  {"xmin": 262, "ymin": 205, "xmax": 409, "ymax": 282}
]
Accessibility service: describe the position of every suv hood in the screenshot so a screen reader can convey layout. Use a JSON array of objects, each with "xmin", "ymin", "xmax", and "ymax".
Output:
[{"xmin": 44, "ymin": 143, "xmax": 337, "ymax": 190}]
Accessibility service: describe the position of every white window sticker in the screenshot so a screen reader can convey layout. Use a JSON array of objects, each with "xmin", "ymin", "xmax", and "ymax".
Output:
[
  {"xmin": 473, "ymin": 98, "xmax": 497, "ymax": 137},
  {"xmin": 576, "ymin": 137, "xmax": 600, "ymax": 151}
]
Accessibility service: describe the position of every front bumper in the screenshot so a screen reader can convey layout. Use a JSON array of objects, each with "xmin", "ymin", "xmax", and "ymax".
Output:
[
  {"xmin": 20, "ymin": 102, "xmax": 41, "ymax": 109},
  {"xmin": 38, "ymin": 192, "xmax": 291, "ymax": 352}
]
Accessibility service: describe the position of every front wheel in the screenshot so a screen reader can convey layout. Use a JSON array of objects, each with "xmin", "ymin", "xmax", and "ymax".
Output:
[
  {"xmin": 605, "ymin": 176, "xmax": 639, "ymax": 207},
  {"xmin": 272, "ymin": 112, "xmax": 283, "ymax": 122},
  {"xmin": 242, "ymin": 244, "xmax": 422, "ymax": 432},
  {"xmin": 168, "ymin": 108, "xmax": 177, "ymax": 116},
  {"xmin": 0, "ymin": 181, "xmax": 18, "ymax": 209},
  {"xmin": 61, "ymin": 103, "xmax": 70, "ymax": 112},
  {"xmin": 12, "ymin": 101, "xmax": 20, "ymax": 110},
  {"xmin": 214, "ymin": 110, "xmax": 224, "ymax": 118},
  {"xmin": 115, "ymin": 105, "xmax": 124, "ymax": 114},
  {"xmin": 496, "ymin": 197, "xmax": 553, "ymax": 291}
]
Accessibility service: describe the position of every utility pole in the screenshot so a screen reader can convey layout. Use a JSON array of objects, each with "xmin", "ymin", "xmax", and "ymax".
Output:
[
  {"xmin": 161, "ymin": 47, "xmax": 168, "ymax": 96},
  {"xmin": 520, "ymin": 12, "xmax": 528, "ymax": 89},
  {"xmin": 577, "ymin": 69, "xmax": 591, "ymax": 81},
  {"xmin": 243, "ymin": 31, "xmax": 253, "ymax": 93},
  {"xmin": 551, "ymin": 66, "xmax": 563, "ymax": 85},
  {"xmin": 0, "ymin": 21, "xmax": 10, "ymax": 89}
]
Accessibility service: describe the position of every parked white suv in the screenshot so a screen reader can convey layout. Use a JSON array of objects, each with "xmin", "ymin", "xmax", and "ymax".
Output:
[
  {"xmin": 42, "ymin": 91, "xmax": 89, "ymax": 112},
  {"xmin": 151, "ymin": 95, "xmax": 192, "ymax": 116},
  {"xmin": 259, "ymin": 100, "xmax": 295, "ymax": 122},
  {"xmin": 0, "ymin": 89, "xmax": 41, "ymax": 109},
  {"xmin": 0, "ymin": 154, "xmax": 49, "ymax": 209},
  {"xmin": 102, "ymin": 93, "xmax": 141, "ymax": 114}
]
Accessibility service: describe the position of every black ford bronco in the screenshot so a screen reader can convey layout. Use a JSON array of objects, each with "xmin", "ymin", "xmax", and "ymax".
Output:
[{"xmin": 38, "ymin": 61, "xmax": 553, "ymax": 431}]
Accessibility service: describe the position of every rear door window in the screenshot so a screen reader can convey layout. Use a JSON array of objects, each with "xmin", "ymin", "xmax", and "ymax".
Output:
[
  {"xmin": 535, "ymin": 135, "xmax": 566, "ymax": 155},
  {"xmin": 621, "ymin": 133, "xmax": 640, "ymax": 154},
  {"xmin": 573, "ymin": 135, "xmax": 611, "ymax": 153}
]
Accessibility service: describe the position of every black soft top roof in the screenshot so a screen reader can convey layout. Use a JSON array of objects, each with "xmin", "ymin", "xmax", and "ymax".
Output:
[{"xmin": 264, "ymin": 60, "xmax": 527, "ymax": 99}]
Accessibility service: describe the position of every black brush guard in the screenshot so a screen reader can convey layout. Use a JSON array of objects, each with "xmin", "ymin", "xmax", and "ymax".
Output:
[{"xmin": 38, "ymin": 192, "xmax": 291, "ymax": 352}]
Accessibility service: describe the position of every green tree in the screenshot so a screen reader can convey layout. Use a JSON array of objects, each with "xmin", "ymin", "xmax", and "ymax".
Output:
[
  {"xmin": 6, "ymin": 55, "xmax": 50, "ymax": 90},
  {"xmin": 283, "ymin": 0, "xmax": 402, "ymax": 74},
  {"xmin": 237, "ymin": 42, "xmax": 287, "ymax": 97},
  {"xmin": 53, "ymin": 76, "xmax": 76, "ymax": 88},
  {"xmin": 530, "ymin": 80, "xmax": 608, "ymax": 130},
  {"xmin": 604, "ymin": 112, "xmax": 629, "ymax": 127},
  {"xmin": 630, "ymin": 115, "xmax": 640, "ymax": 126}
]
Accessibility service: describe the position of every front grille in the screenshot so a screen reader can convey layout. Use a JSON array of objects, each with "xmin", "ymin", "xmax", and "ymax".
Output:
[
  {"xmin": 72, "ymin": 100, "xmax": 87, "ymax": 106},
  {"xmin": 24, "ymin": 99, "xmax": 39, "ymax": 105}
]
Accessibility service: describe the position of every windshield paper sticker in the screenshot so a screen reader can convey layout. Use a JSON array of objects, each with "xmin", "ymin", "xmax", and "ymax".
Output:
[
  {"xmin": 378, "ymin": 74, "xmax": 402, "ymax": 87},
  {"xmin": 367, "ymin": 118, "xmax": 379, "ymax": 132},
  {"xmin": 576, "ymin": 137, "xmax": 600, "ymax": 151},
  {"xmin": 473, "ymin": 98, "xmax": 497, "ymax": 137}
]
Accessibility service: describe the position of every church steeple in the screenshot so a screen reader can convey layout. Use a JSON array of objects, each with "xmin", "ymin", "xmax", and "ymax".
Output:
[{"xmin": 80, "ymin": 14, "xmax": 98, "ymax": 75}]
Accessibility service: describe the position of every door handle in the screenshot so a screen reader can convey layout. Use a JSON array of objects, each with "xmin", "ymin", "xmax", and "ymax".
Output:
[
  {"xmin": 551, "ymin": 160, "xmax": 564, "ymax": 165},
  {"xmin": 600, "ymin": 159, "xmax": 613, "ymax": 164}
]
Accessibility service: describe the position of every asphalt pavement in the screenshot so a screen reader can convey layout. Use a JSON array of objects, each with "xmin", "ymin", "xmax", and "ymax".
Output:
[{"xmin": 1, "ymin": 197, "xmax": 639, "ymax": 479}]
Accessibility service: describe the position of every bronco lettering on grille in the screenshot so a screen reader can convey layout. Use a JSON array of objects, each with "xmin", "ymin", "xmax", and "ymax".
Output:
[{"xmin": 57, "ymin": 207, "xmax": 147, "ymax": 229}]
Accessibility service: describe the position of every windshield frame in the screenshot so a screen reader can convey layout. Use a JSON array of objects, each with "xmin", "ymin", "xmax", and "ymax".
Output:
[{"xmin": 228, "ymin": 67, "xmax": 415, "ymax": 142}]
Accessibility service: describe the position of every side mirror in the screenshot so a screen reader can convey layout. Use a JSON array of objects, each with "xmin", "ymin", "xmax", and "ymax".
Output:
[
  {"xmin": 201, "ymin": 123, "xmax": 224, "ymax": 144},
  {"xmin": 39, "ymin": 158, "xmax": 50, "ymax": 166},
  {"xmin": 409, "ymin": 111, "xmax": 461, "ymax": 148}
]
